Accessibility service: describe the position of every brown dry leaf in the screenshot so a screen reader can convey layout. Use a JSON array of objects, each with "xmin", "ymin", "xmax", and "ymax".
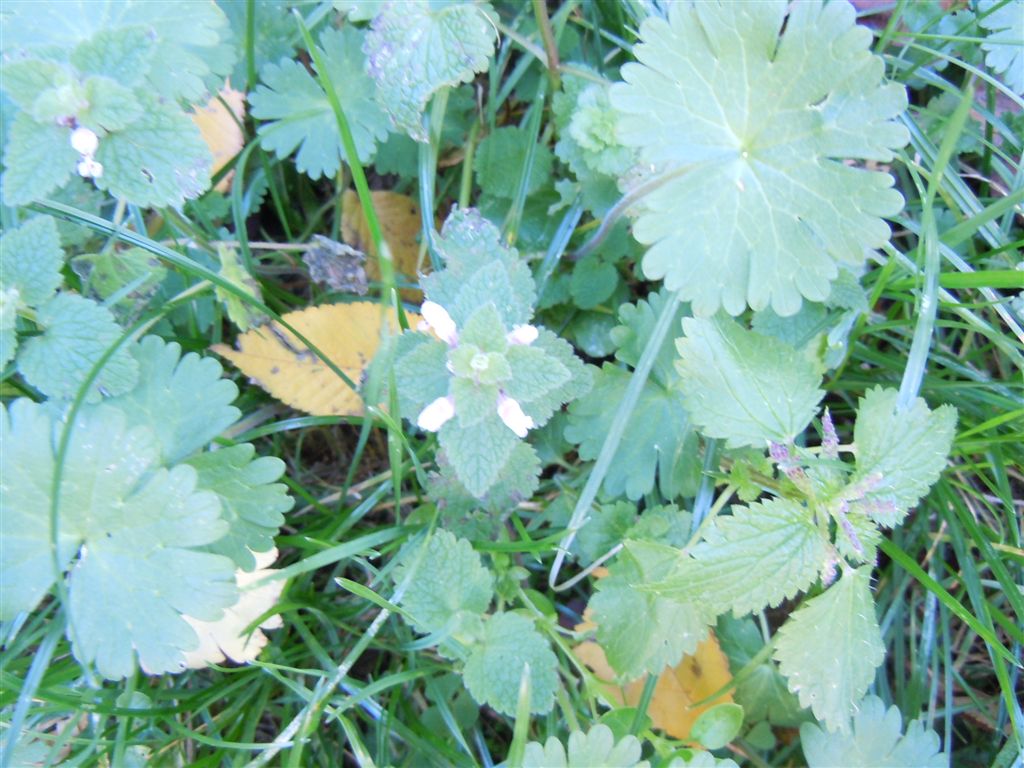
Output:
[
  {"xmin": 193, "ymin": 86, "xmax": 246, "ymax": 192},
  {"xmin": 574, "ymin": 616, "xmax": 734, "ymax": 741},
  {"xmin": 341, "ymin": 190, "xmax": 427, "ymax": 299},
  {"xmin": 212, "ymin": 302, "xmax": 415, "ymax": 417}
]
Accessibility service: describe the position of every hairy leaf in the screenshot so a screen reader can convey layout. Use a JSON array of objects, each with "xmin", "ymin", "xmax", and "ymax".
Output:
[
  {"xmin": 440, "ymin": 414, "xmax": 519, "ymax": 498},
  {"xmin": 0, "ymin": 216, "xmax": 64, "ymax": 307},
  {"xmin": 1, "ymin": 113, "xmax": 77, "ymax": 205}
]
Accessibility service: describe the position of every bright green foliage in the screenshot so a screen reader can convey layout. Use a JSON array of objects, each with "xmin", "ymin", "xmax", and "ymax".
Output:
[
  {"xmin": 215, "ymin": 244, "xmax": 264, "ymax": 331},
  {"xmin": 660, "ymin": 499, "xmax": 827, "ymax": 616},
  {"xmin": 979, "ymin": 0, "xmax": 1024, "ymax": 93},
  {"xmin": 522, "ymin": 725, "xmax": 649, "ymax": 768},
  {"xmin": 250, "ymin": 26, "xmax": 388, "ymax": 179},
  {"xmin": 393, "ymin": 530, "xmax": 494, "ymax": 638},
  {"xmin": 851, "ymin": 387, "xmax": 957, "ymax": 527},
  {"xmin": 365, "ymin": 2, "xmax": 496, "ymax": 141},
  {"xmin": 570, "ymin": 256, "xmax": 618, "ymax": 310},
  {"xmin": 589, "ymin": 541, "xmax": 713, "ymax": 681},
  {"xmin": 801, "ymin": 695, "xmax": 947, "ymax": 767},
  {"xmin": 610, "ymin": 0, "xmax": 909, "ymax": 316},
  {"xmin": 18, "ymin": 293, "xmax": 138, "ymax": 402},
  {"xmin": 691, "ymin": 703, "xmax": 744, "ymax": 750},
  {"xmin": 0, "ymin": 216, "xmax": 64, "ymax": 307},
  {"xmin": 186, "ymin": 445, "xmax": 293, "ymax": 571},
  {"xmin": 0, "ymin": 399, "xmax": 238, "ymax": 679},
  {"xmin": 101, "ymin": 336, "xmax": 240, "ymax": 464},
  {"xmin": 475, "ymin": 126, "xmax": 554, "ymax": 199},
  {"xmin": 774, "ymin": 567, "xmax": 884, "ymax": 732},
  {"xmin": 462, "ymin": 611, "xmax": 558, "ymax": 716},
  {"xmin": 676, "ymin": 316, "xmax": 824, "ymax": 448},
  {"xmin": 566, "ymin": 290, "xmax": 699, "ymax": 500}
]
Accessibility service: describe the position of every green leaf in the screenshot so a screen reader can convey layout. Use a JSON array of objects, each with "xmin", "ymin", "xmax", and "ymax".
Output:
[
  {"xmin": 0, "ymin": 288, "xmax": 16, "ymax": 369},
  {"xmin": 452, "ymin": 378, "xmax": 500, "ymax": 428},
  {"xmin": 979, "ymin": 0, "xmax": 1024, "ymax": 94},
  {"xmin": 589, "ymin": 541, "xmax": 714, "ymax": 680},
  {"xmin": 676, "ymin": 316, "xmax": 825, "ymax": 448},
  {"xmin": 0, "ymin": 216, "xmax": 64, "ymax": 307},
  {"xmin": 462, "ymin": 611, "xmax": 558, "ymax": 716},
  {"xmin": 505, "ymin": 345, "xmax": 571, "ymax": 403},
  {"xmin": 250, "ymin": 26, "xmax": 388, "ymax": 179},
  {"xmin": 215, "ymin": 244, "xmax": 264, "ymax": 331},
  {"xmin": 69, "ymin": 25, "xmax": 155, "ymax": 87},
  {"xmin": 72, "ymin": 246, "xmax": 167, "ymax": 314},
  {"xmin": 610, "ymin": 289, "xmax": 686, "ymax": 388},
  {"xmin": 0, "ymin": 58, "xmax": 68, "ymax": 111},
  {"xmin": 17, "ymin": 293, "xmax": 138, "ymax": 402},
  {"xmin": 655, "ymin": 499, "xmax": 826, "ymax": 616},
  {"xmin": 100, "ymin": 336, "xmax": 240, "ymax": 465},
  {"xmin": 801, "ymin": 695, "xmax": 947, "ymax": 767},
  {"xmin": 851, "ymin": 387, "xmax": 957, "ymax": 527},
  {"xmin": 1, "ymin": 112, "xmax": 77, "ymax": 205},
  {"xmin": 393, "ymin": 530, "xmax": 494, "ymax": 637},
  {"xmin": 773, "ymin": 566, "xmax": 884, "ymax": 732},
  {"xmin": 186, "ymin": 445, "xmax": 293, "ymax": 571},
  {"xmin": 522, "ymin": 725, "xmax": 648, "ymax": 768},
  {"xmin": 218, "ymin": 0, "xmax": 298, "ymax": 89},
  {"xmin": 365, "ymin": 2, "xmax": 496, "ymax": 141},
  {"xmin": 611, "ymin": 1, "xmax": 908, "ymax": 316},
  {"xmin": 77, "ymin": 75, "xmax": 143, "ymax": 133},
  {"xmin": 475, "ymin": 126, "xmax": 554, "ymax": 199},
  {"xmin": 518, "ymin": 330, "xmax": 592, "ymax": 428},
  {"xmin": 691, "ymin": 703, "xmax": 744, "ymax": 750},
  {"xmin": 439, "ymin": 414, "xmax": 519, "ymax": 498},
  {"xmin": 570, "ymin": 256, "xmax": 618, "ymax": 310},
  {"xmin": 567, "ymin": 83, "xmax": 634, "ymax": 178},
  {"xmin": 574, "ymin": 501, "xmax": 637, "ymax": 563},
  {"xmin": 394, "ymin": 333, "xmax": 451, "ymax": 417}
]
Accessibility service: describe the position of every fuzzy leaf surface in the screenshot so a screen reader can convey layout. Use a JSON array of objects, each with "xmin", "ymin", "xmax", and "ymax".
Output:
[
  {"xmin": 610, "ymin": 0, "xmax": 908, "ymax": 316},
  {"xmin": 0, "ymin": 216, "xmax": 64, "ymax": 307},
  {"xmin": 439, "ymin": 415, "xmax": 519, "ymax": 498},
  {"xmin": 1, "ymin": 113, "xmax": 77, "ymax": 205},
  {"xmin": 774, "ymin": 566, "xmax": 884, "ymax": 732}
]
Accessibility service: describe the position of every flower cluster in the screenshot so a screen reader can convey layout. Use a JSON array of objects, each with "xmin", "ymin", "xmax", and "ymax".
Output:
[{"xmin": 70, "ymin": 126, "xmax": 103, "ymax": 179}]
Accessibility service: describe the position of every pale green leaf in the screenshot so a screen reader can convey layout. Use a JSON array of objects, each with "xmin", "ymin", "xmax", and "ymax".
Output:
[
  {"xmin": 462, "ymin": 611, "xmax": 558, "ymax": 715},
  {"xmin": 522, "ymin": 725, "xmax": 649, "ymax": 768},
  {"xmin": 439, "ymin": 414, "xmax": 518, "ymax": 498},
  {"xmin": 78, "ymin": 75, "xmax": 144, "ymax": 133},
  {"xmin": 851, "ymin": 387, "xmax": 957, "ymax": 527},
  {"xmin": 0, "ymin": 288, "xmax": 17, "ymax": 369},
  {"xmin": 394, "ymin": 332, "xmax": 451, "ymax": 418},
  {"xmin": 773, "ymin": 566, "xmax": 885, "ymax": 732},
  {"xmin": 611, "ymin": 0, "xmax": 908, "ymax": 316},
  {"xmin": 0, "ymin": 216, "xmax": 64, "ymax": 307},
  {"xmin": 17, "ymin": 293, "xmax": 138, "ymax": 402},
  {"xmin": 365, "ymin": 2, "xmax": 496, "ymax": 141},
  {"xmin": 475, "ymin": 126, "xmax": 554, "ymax": 198},
  {"xmin": 517, "ymin": 329, "xmax": 592, "ymax": 427},
  {"xmin": 1, "ymin": 112, "xmax": 77, "ymax": 205},
  {"xmin": 250, "ymin": 26, "xmax": 388, "ymax": 179},
  {"xmin": 69, "ymin": 25, "xmax": 155, "ymax": 87},
  {"xmin": 801, "ymin": 695, "xmax": 947, "ymax": 767},
  {"xmin": 215, "ymin": 244, "xmax": 264, "ymax": 331},
  {"xmin": 504, "ymin": 345, "xmax": 571, "ymax": 403},
  {"xmin": 72, "ymin": 246, "xmax": 167, "ymax": 314},
  {"xmin": 218, "ymin": 0, "xmax": 298, "ymax": 88},
  {"xmin": 570, "ymin": 256, "xmax": 618, "ymax": 310},
  {"xmin": 979, "ymin": 0, "xmax": 1024, "ymax": 94},
  {"xmin": 452, "ymin": 378, "xmax": 500, "ymax": 428},
  {"xmin": 676, "ymin": 316, "xmax": 825, "ymax": 448},
  {"xmin": 0, "ymin": 59, "xmax": 67, "ymax": 110}
]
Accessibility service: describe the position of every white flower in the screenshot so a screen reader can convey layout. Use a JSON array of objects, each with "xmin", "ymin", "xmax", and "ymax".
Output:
[
  {"xmin": 70, "ymin": 126, "xmax": 99, "ymax": 155},
  {"xmin": 419, "ymin": 300, "xmax": 458, "ymax": 346},
  {"xmin": 497, "ymin": 392, "xmax": 534, "ymax": 437},
  {"xmin": 417, "ymin": 395, "xmax": 456, "ymax": 431},
  {"xmin": 506, "ymin": 324, "xmax": 539, "ymax": 345},
  {"xmin": 76, "ymin": 156, "xmax": 104, "ymax": 179}
]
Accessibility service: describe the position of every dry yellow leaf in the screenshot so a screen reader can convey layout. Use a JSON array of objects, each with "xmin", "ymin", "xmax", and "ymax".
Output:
[
  {"xmin": 193, "ymin": 86, "xmax": 246, "ymax": 192},
  {"xmin": 574, "ymin": 619, "xmax": 734, "ymax": 741},
  {"xmin": 341, "ymin": 190, "xmax": 427, "ymax": 298},
  {"xmin": 212, "ymin": 302, "xmax": 415, "ymax": 417}
]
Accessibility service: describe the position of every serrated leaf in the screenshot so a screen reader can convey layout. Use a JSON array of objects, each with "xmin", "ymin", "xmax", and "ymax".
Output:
[
  {"xmin": 653, "ymin": 499, "xmax": 826, "ymax": 616},
  {"xmin": 522, "ymin": 725, "xmax": 648, "ymax": 768},
  {"xmin": 394, "ymin": 331, "xmax": 452, "ymax": 417},
  {"xmin": 517, "ymin": 330, "xmax": 592, "ymax": 428},
  {"xmin": 475, "ymin": 126, "xmax": 554, "ymax": 198},
  {"xmin": 17, "ymin": 293, "xmax": 138, "ymax": 402},
  {"xmin": 851, "ymin": 387, "xmax": 957, "ymax": 527},
  {"xmin": 104, "ymin": 336, "xmax": 239, "ymax": 465},
  {"xmin": 439, "ymin": 414, "xmax": 519, "ymax": 497},
  {"xmin": 774, "ymin": 566, "xmax": 884, "ymax": 732},
  {"xmin": 589, "ymin": 541, "xmax": 714, "ymax": 680},
  {"xmin": 504, "ymin": 344, "xmax": 571, "ymax": 402},
  {"xmin": 77, "ymin": 75, "xmax": 143, "ymax": 132},
  {"xmin": 365, "ymin": 2, "xmax": 496, "ymax": 141},
  {"xmin": 69, "ymin": 25, "xmax": 155, "ymax": 87},
  {"xmin": 801, "ymin": 694, "xmax": 947, "ymax": 767},
  {"xmin": 0, "ymin": 216, "xmax": 64, "ymax": 307},
  {"xmin": 462, "ymin": 611, "xmax": 558, "ymax": 715},
  {"xmin": 186, "ymin": 445, "xmax": 292, "ymax": 571},
  {"xmin": 392, "ymin": 530, "xmax": 493, "ymax": 637},
  {"xmin": 1, "ymin": 112, "xmax": 77, "ymax": 205},
  {"xmin": 215, "ymin": 244, "xmax": 263, "ymax": 331},
  {"xmin": 250, "ymin": 26, "xmax": 388, "ymax": 179},
  {"xmin": 979, "ymin": 0, "xmax": 1024, "ymax": 94},
  {"xmin": 611, "ymin": 1, "xmax": 909, "ymax": 315},
  {"xmin": 676, "ymin": 316, "xmax": 824, "ymax": 448}
]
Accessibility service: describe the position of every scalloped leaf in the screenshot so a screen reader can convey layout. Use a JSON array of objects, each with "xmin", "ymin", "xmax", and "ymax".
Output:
[
  {"xmin": 979, "ymin": 0, "xmax": 1024, "ymax": 94},
  {"xmin": 610, "ymin": 0, "xmax": 909, "ymax": 316},
  {"xmin": 522, "ymin": 725, "xmax": 648, "ymax": 768},
  {"xmin": 0, "ymin": 216, "xmax": 64, "ymax": 307}
]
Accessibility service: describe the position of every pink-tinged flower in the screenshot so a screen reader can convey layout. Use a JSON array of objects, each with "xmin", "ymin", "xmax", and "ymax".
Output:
[
  {"xmin": 70, "ymin": 126, "xmax": 99, "ymax": 155},
  {"xmin": 419, "ymin": 301, "xmax": 458, "ymax": 345},
  {"xmin": 497, "ymin": 392, "xmax": 534, "ymax": 437},
  {"xmin": 506, "ymin": 324, "xmax": 538, "ymax": 345},
  {"xmin": 417, "ymin": 395, "xmax": 455, "ymax": 431},
  {"xmin": 76, "ymin": 156, "xmax": 103, "ymax": 179}
]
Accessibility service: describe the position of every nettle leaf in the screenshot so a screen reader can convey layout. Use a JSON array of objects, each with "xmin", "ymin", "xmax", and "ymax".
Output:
[
  {"xmin": 514, "ymin": 330, "xmax": 592, "ymax": 426},
  {"xmin": 394, "ymin": 332, "xmax": 451, "ymax": 417},
  {"xmin": 0, "ymin": 216, "xmax": 64, "ymax": 307},
  {"xmin": 1, "ymin": 113, "xmax": 78, "ymax": 205},
  {"xmin": 656, "ymin": 499, "xmax": 827, "ymax": 617},
  {"xmin": 611, "ymin": 0, "xmax": 909, "ymax": 316},
  {"xmin": 101, "ymin": 336, "xmax": 240, "ymax": 465},
  {"xmin": 440, "ymin": 414, "xmax": 519, "ymax": 498},
  {"xmin": 676, "ymin": 316, "xmax": 824, "ymax": 448},
  {"xmin": 801, "ymin": 695, "xmax": 947, "ymax": 767},
  {"xmin": 462, "ymin": 611, "xmax": 558, "ymax": 715},
  {"xmin": 851, "ymin": 387, "xmax": 957, "ymax": 527},
  {"xmin": 566, "ymin": 291, "xmax": 698, "ymax": 500},
  {"xmin": 774, "ymin": 566, "xmax": 884, "ymax": 732},
  {"xmin": 979, "ymin": 0, "xmax": 1024, "ymax": 94},
  {"xmin": 365, "ymin": 1, "xmax": 496, "ymax": 142},
  {"xmin": 186, "ymin": 445, "xmax": 293, "ymax": 571},
  {"xmin": 475, "ymin": 126, "xmax": 554, "ymax": 199},
  {"xmin": 250, "ymin": 26, "xmax": 388, "ymax": 179},
  {"xmin": 393, "ymin": 530, "xmax": 494, "ymax": 638},
  {"xmin": 17, "ymin": 293, "xmax": 138, "ymax": 402},
  {"xmin": 589, "ymin": 541, "xmax": 714, "ymax": 681},
  {"xmin": 69, "ymin": 25, "xmax": 155, "ymax": 87},
  {"xmin": 522, "ymin": 725, "xmax": 648, "ymax": 768}
]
